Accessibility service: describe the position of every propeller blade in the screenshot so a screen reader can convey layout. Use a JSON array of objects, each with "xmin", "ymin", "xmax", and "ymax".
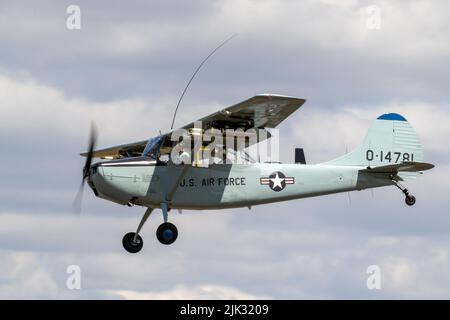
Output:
[
  {"xmin": 73, "ymin": 122, "xmax": 98, "ymax": 215},
  {"xmin": 72, "ymin": 180, "xmax": 85, "ymax": 215},
  {"xmin": 83, "ymin": 124, "xmax": 98, "ymax": 180}
]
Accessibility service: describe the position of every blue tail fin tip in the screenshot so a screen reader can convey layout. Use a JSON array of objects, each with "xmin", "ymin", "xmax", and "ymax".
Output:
[{"xmin": 377, "ymin": 113, "xmax": 407, "ymax": 121}]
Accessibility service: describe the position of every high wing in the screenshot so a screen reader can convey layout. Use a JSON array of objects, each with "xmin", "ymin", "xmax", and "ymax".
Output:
[
  {"xmin": 82, "ymin": 94, "xmax": 306, "ymax": 159},
  {"xmin": 182, "ymin": 94, "xmax": 306, "ymax": 130},
  {"xmin": 80, "ymin": 139, "xmax": 148, "ymax": 159}
]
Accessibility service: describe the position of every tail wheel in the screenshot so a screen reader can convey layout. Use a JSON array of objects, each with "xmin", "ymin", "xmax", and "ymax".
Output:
[
  {"xmin": 122, "ymin": 232, "xmax": 143, "ymax": 253},
  {"xmin": 156, "ymin": 222, "xmax": 178, "ymax": 245}
]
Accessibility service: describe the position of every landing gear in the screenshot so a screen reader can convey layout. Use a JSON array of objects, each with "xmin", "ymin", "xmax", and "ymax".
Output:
[
  {"xmin": 156, "ymin": 222, "xmax": 178, "ymax": 245},
  {"xmin": 156, "ymin": 202, "xmax": 178, "ymax": 245},
  {"xmin": 122, "ymin": 232, "xmax": 143, "ymax": 253},
  {"xmin": 392, "ymin": 179, "xmax": 416, "ymax": 206},
  {"xmin": 405, "ymin": 195, "xmax": 416, "ymax": 206},
  {"xmin": 121, "ymin": 203, "xmax": 179, "ymax": 253},
  {"xmin": 122, "ymin": 207, "xmax": 153, "ymax": 254}
]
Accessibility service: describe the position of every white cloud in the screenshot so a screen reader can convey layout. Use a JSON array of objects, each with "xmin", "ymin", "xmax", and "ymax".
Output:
[
  {"xmin": 207, "ymin": 0, "xmax": 450, "ymax": 61},
  {"xmin": 2, "ymin": 207, "xmax": 450, "ymax": 299},
  {"xmin": 110, "ymin": 285, "xmax": 271, "ymax": 300},
  {"xmin": 0, "ymin": 74, "xmax": 157, "ymax": 143},
  {"xmin": 0, "ymin": 73, "xmax": 221, "ymax": 149},
  {"xmin": 0, "ymin": 252, "xmax": 60, "ymax": 299}
]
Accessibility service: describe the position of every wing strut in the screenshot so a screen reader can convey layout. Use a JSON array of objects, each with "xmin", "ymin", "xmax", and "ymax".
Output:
[{"xmin": 165, "ymin": 164, "xmax": 191, "ymax": 203}]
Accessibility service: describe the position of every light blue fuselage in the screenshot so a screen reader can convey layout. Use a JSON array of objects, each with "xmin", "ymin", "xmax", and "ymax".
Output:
[{"xmin": 89, "ymin": 162, "xmax": 390, "ymax": 210}]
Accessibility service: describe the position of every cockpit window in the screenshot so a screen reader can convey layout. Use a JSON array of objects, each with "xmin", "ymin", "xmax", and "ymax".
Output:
[{"xmin": 142, "ymin": 135, "xmax": 165, "ymax": 160}]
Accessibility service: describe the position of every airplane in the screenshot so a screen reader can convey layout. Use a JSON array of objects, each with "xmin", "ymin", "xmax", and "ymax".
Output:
[{"xmin": 78, "ymin": 94, "xmax": 434, "ymax": 253}]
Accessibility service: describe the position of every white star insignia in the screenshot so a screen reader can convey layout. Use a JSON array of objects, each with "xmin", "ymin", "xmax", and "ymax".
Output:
[{"xmin": 270, "ymin": 172, "xmax": 284, "ymax": 189}]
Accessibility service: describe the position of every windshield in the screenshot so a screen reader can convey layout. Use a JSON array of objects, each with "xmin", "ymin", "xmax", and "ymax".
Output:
[{"xmin": 142, "ymin": 135, "xmax": 165, "ymax": 160}]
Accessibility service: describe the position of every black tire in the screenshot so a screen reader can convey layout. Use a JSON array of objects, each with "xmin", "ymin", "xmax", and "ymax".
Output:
[
  {"xmin": 405, "ymin": 195, "xmax": 416, "ymax": 206},
  {"xmin": 122, "ymin": 232, "xmax": 143, "ymax": 253},
  {"xmin": 156, "ymin": 222, "xmax": 178, "ymax": 245}
]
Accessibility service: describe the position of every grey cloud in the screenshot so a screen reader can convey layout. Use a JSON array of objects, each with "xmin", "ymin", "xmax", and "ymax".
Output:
[{"xmin": 1, "ymin": 0, "xmax": 450, "ymax": 106}]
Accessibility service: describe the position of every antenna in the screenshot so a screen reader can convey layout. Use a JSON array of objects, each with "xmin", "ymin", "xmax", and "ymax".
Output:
[{"xmin": 170, "ymin": 34, "xmax": 237, "ymax": 130}]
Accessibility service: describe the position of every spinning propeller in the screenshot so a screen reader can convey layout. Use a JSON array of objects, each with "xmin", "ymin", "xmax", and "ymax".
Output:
[{"xmin": 73, "ymin": 123, "xmax": 98, "ymax": 215}]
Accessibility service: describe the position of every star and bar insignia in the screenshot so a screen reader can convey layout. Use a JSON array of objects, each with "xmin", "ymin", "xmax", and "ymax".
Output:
[{"xmin": 260, "ymin": 171, "xmax": 295, "ymax": 192}]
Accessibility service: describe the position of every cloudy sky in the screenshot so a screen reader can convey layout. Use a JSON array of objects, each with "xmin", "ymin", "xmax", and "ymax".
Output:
[{"xmin": 1, "ymin": 0, "xmax": 449, "ymax": 299}]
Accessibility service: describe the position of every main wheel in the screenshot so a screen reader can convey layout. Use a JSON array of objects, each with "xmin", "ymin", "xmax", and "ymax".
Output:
[
  {"xmin": 122, "ymin": 232, "xmax": 143, "ymax": 253},
  {"xmin": 405, "ymin": 195, "xmax": 416, "ymax": 206},
  {"xmin": 156, "ymin": 222, "xmax": 178, "ymax": 245}
]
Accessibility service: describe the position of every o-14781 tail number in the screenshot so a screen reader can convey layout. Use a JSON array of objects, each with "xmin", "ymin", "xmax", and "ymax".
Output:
[{"xmin": 366, "ymin": 150, "xmax": 414, "ymax": 163}]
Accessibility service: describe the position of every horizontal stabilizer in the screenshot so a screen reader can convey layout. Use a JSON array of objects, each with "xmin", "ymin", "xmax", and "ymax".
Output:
[{"xmin": 360, "ymin": 161, "xmax": 435, "ymax": 174}]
